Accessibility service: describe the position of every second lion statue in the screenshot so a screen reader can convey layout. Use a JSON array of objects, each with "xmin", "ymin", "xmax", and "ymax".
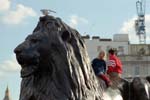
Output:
[{"xmin": 14, "ymin": 15, "xmax": 103, "ymax": 100}]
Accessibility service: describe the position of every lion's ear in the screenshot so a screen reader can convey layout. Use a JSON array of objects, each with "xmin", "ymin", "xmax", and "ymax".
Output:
[{"xmin": 61, "ymin": 30, "xmax": 71, "ymax": 41}]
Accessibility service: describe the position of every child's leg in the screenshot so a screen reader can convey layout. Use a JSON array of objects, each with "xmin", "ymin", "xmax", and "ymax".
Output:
[{"xmin": 99, "ymin": 74, "xmax": 111, "ymax": 87}]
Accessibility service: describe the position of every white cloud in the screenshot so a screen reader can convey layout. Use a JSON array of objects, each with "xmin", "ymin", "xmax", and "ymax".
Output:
[
  {"xmin": 2, "ymin": 4, "xmax": 37, "ymax": 24},
  {"xmin": 120, "ymin": 14, "xmax": 150, "ymax": 43},
  {"xmin": 0, "ymin": 0, "xmax": 11, "ymax": 11},
  {"xmin": 0, "ymin": 55, "xmax": 20, "ymax": 75},
  {"xmin": 69, "ymin": 15, "xmax": 88, "ymax": 28}
]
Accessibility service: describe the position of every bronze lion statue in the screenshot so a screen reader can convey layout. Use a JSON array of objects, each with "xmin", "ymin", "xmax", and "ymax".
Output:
[
  {"xmin": 14, "ymin": 15, "xmax": 150, "ymax": 100},
  {"xmin": 14, "ymin": 15, "xmax": 103, "ymax": 100}
]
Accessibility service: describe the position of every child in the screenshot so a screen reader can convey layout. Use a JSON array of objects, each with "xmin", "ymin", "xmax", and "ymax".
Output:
[
  {"xmin": 92, "ymin": 51, "xmax": 111, "ymax": 87},
  {"xmin": 107, "ymin": 48, "xmax": 123, "ymax": 88}
]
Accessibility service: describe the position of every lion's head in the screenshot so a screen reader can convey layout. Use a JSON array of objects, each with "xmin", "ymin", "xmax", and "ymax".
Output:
[
  {"xmin": 14, "ymin": 15, "xmax": 102, "ymax": 100},
  {"xmin": 14, "ymin": 16, "xmax": 67, "ymax": 78}
]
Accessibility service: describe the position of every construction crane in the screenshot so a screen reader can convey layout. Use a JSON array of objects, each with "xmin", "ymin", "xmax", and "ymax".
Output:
[{"xmin": 135, "ymin": 0, "xmax": 146, "ymax": 44}]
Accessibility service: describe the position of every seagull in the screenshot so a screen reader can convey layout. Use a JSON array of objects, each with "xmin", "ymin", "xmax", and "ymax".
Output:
[{"xmin": 40, "ymin": 9, "xmax": 56, "ymax": 16}]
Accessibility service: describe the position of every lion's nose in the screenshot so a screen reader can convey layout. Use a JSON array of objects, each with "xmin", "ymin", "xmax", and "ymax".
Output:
[{"xmin": 14, "ymin": 47, "xmax": 22, "ymax": 54}]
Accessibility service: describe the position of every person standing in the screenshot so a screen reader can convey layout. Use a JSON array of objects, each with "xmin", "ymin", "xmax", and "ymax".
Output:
[
  {"xmin": 92, "ymin": 51, "xmax": 111, "ymax": 87},
  {"xmin": 107, "ymin": 48, "xmax": 123, "ymax": 88}
]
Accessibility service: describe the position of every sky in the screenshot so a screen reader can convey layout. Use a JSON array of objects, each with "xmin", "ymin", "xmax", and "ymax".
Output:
[{"xmin": 0, "ymin": 0, "xmax": 150, "ymax": 100}]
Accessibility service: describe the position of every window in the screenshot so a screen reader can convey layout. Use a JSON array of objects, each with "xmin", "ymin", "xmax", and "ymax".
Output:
[
  {"xmin": 135, "ymin": 66, "xmax": 140, "ymax": 76},
  {"xmin": 107, "ymin": 46, "xmax": 111, "ymax": 52},
  {"xmin": 118, "ymin": 46, "xmax": 124, "ymax": 55},
  {"xmin": 97, "ymin": 46, "xmax": 101, "ymax": 52}
]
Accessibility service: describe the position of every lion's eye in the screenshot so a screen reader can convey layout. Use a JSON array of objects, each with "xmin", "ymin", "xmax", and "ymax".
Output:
[{"xmin": 31, "ymin": 38, "xmax": 39, "ymax": 44}]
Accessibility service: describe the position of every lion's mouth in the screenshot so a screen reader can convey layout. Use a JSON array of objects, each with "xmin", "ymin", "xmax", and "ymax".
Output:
[
  {"xmin": 21, "ymin": 64, "xmax": 38, "ymax": 78},
  {"xmin": 16, "ymin": 56, "xmax": 39, "ymax": 78}
]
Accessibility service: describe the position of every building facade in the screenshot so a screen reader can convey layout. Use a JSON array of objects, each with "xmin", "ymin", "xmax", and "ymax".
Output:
[
  {"xmin": 120, "ymin": 44, "xmax": 150, "ymax": 78},
  {"xmin": 83, "ymin": 34, "xmax": 129, "ymax": 59},
  {"xmin": 82, "ymin": 34, "xmax": 150, "ymax": 78}
]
